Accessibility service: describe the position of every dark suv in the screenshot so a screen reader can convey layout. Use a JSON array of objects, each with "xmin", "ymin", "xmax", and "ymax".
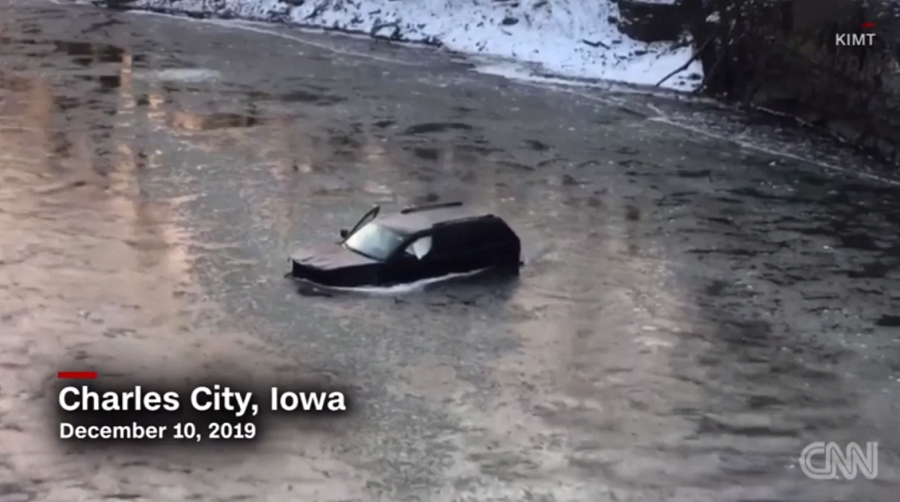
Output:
[{"xmin": 289, "ymin": 202, "xmax": 522, "ymax": 287}]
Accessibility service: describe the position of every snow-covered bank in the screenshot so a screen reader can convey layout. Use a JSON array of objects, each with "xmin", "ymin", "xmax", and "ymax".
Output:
[{"xmin": 102, "ymin": 0, "xmax": 701, "ymax": 90}]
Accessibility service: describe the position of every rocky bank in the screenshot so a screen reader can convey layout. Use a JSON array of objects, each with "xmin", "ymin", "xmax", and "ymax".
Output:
[
  {"xmin": 677, "ymin": 0, "xmax": 900, "ymax": 164},
  {"xmin": 94, "ymin": 0, "xmax": 900, "ymax": 164}
]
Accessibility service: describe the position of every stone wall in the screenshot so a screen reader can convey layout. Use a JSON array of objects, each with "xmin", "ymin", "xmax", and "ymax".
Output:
[{"xmin": 686, "ymin": 0, "xmax": 900, "ymax": 164}]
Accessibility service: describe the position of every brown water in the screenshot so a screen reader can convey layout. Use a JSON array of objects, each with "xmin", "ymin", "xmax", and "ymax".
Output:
[{"xmin": 1, "ymin": 1, "xmax": 899, "ymax": 501}]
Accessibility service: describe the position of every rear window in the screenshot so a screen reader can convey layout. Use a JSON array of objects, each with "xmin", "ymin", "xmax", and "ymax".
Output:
[
  {"xmin": 470, "ymin": 219, "xmax": 509, "ymax": 246},
  {"xmin": 435, "ymin": 218, "xmax": 510, "ymax": 251}
]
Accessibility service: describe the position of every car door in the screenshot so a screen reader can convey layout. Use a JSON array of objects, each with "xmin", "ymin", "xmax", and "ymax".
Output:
[
  {"xmin": 428, "ymin": 220, "xmax": 513, "ymax": 275},
  {"xmin": 383, "ymin": 233, "xmax": 433, "ymax": 284},
  {"xmin": 343, "ymin": 206, "xmax": 380, "ymax": 240},
  {"xmin": 429, "ymin": 223, "xmax": 478, "ymax": 275}
]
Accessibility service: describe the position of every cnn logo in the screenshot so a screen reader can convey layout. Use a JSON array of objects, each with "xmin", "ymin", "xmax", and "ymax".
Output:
[{"xmin": 799, "ymin": 442, "xmax": 878, "ymax": 480}]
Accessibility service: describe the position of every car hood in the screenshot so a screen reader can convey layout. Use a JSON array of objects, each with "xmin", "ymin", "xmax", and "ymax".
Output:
[{"xmin": 291, "ymin": 244, "xmax": 379, "ymax": 270}]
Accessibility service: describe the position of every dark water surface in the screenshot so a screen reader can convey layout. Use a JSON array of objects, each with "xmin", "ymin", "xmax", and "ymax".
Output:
[{"xmin": 1, "ymin": 1, "xmax": 899, "ymax": 501}]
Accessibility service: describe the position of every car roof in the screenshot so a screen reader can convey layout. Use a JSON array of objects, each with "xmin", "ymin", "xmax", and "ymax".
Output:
[{"xmin": 375, "ymin": 203, "xmax": 497, "ymax": 234}]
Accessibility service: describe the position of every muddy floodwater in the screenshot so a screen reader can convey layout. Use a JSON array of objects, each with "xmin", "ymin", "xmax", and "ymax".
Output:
[{"xmin": 1, "ymin": 1, "xmax": 899, "ymax": 501}]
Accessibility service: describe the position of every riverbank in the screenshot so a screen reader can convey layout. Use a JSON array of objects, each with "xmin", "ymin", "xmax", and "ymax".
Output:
[
  {"xmin": 85, "ymin": 0, "xmax": 900, "ymax": 165},
  {"xmin": 685, "ymin": 0, "xmax": 900, "ymax": 165},
  {"xmin": 89, "ymin": 0, "xmax": 703, "ymax": 90}
]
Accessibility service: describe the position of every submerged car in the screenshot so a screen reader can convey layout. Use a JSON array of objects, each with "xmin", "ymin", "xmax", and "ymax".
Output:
[{"xmin": 289, "ymin": 201, "xmax": 522, "ymax": 287}]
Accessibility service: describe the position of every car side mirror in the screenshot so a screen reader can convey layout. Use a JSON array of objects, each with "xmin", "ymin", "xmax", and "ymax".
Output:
[{"xmin": 340, "ymin": 229, "xmax": 349, "ymax": 239}]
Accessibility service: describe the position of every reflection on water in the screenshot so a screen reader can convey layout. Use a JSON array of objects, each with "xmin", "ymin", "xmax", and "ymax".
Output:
[
  {"xmin": 0, "ymin": 41, "xmax": 195, "ymax": 333},
  {"xmin": 167, "ymin": 111, "xmax": 264, "ymax": 131},
  {"xmin": 53, "ymin": 39, "xmax": 125, "ymax": 62},
  {"xmin": 0, "ymin": 37, "xmax": 127, "ymax": 61}
]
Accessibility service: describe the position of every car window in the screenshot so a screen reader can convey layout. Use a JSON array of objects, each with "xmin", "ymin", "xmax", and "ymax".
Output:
[
  {"xmin": 344, "ymin": 223, "xmax": 406, "ymax": 261},
  {"xmin": 429, "ymin": 219, "xmax": 502, "ymax": 259},
  {"xmin": 452, "ymin": 220, "xmax": 492, "ymax": 249},
  {"xmin": 404, "ymin": 236, "xmax": 433, "ymax": 260},
  {"xmin": 430, "ymin": 224, "xmax": 473, "ymax": 258}
]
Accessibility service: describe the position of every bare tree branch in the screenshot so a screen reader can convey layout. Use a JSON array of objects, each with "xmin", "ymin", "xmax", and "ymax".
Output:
[{"xmin": 655, "ymin": 35, "xmax": 714, "ymax": 87}]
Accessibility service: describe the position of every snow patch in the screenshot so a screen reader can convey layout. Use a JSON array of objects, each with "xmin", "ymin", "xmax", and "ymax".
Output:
[
  {"xmin": 116, "ymin": 0, "xmax": 701, "ymax": 90},
  {"xmin": 133, "ymin": 68, "xmax": 223, "ymax": 82}
]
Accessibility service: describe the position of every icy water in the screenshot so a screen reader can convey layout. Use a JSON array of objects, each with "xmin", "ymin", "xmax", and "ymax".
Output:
[{"xmin": 1, "ymin": 1, "xmax": 899, "ymax": 501}]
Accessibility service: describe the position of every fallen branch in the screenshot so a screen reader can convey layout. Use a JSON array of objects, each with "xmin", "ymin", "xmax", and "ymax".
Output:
[
  {"xmin": 692, "ymin": 39, "xmax": 727, "ymax": 95},
  {"xmin": 655, "ymin": 35, "xmax": 713, "ymax": 87},
  {"xmin": 582, "ymin": 39, "xmax": 610, "ymax": 49}
]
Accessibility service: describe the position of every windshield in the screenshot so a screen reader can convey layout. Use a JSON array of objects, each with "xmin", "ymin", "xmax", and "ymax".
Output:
[{"xmin": 344, "ymin": 223, "xmax": 406, "ymax": 261}]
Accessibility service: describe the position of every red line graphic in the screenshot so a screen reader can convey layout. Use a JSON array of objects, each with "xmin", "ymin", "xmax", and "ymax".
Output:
[
  {"xmin": 57, "ymin": 371, "xmax": 98, "ymax": 380},
  {"xmin": 861, "ymin": 22, "xmax": 875, "ymax": 28}
]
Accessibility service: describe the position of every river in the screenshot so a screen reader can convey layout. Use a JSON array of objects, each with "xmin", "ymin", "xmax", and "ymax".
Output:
[{"xmin": 0, "ymin": 1, "xmax": 898, "ymax": 501}]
